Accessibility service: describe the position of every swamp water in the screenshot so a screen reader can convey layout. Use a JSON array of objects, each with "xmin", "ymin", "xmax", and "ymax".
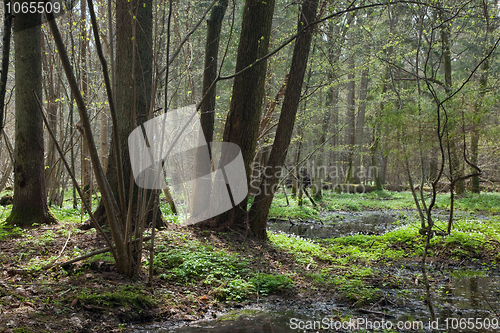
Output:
[
  {"xmin": 267, "ymin": 211, "xmax": 399, "ymax": 239},
  {"xmin": 132, "ymin": 212, "xmax": 500, "ymax": 332}
]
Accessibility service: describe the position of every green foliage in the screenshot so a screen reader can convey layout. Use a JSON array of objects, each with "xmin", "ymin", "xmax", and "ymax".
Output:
[
  {"xmin": 268, "ymin": 232, "xmax": 334, "ymax": 264},
  {"xmin": 213, "ymin": 278, "xmax": 255, "ymax": 301},
  {"xmin": 269, "ymin": 192, "xmax": 500, "ymax": 219},
  {"xmin": 306, "ymin": 267, "xmax": 380, "ymax": 304},
  {"xmin": 268, "ymin": 195, "xmax": 319, "ymax": 220},
  {"xmin": 154, "ymin": 245, "xmax": 249, "ymax": 284},
  {"xmin": 249, "ymin": 273, "xmax": 293, "ymax": 296},
  {"xmin": 0, "ymin": 220, "xmax": 21, "ymax": 241},
  {"xmin": 13, "ymin": 328, "xmax": 34, "ymax": 333},
  {"xmin": 434, "ymin": 193, "xmax": 500, "ymax": 214}
]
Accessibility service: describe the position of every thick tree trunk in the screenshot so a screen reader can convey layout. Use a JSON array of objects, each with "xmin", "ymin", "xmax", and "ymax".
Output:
[
  {"xmin": 95, "ymin": 0, "xmax": 161, "ymax": 228},
  {"xmin": 214, "ymin": 0, "xmax": 276, "ymax": 230},
  {"xmin": 192, "ymin": 0, "xmax": 228, "ymax": 219},
  {"xmin": 248, "ymin": 0, "xmax": 319, "ymax": 239},
  {"xmin": 7, "ymin": 7, "xmax": 56, "ymax": 227}
]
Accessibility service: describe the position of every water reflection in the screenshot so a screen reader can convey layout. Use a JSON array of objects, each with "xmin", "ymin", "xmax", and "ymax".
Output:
[{"xmin": 267, "ymin": 212, "xmax": 397, "ymax": 239}]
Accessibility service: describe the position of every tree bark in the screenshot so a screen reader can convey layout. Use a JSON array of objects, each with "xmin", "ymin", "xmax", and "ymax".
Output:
[
  {"xmin": 470, "ymin": 1, "xmax": 493, "ymax": 194},
  {"xmin": 345, "ymin": 54, "xmax": 356, "ymax": 183},
  {"xmin": 7, "ymin": 6, "xmax": 56, "ymax": 227},
  {"xmin": 248, "ymin": 0, "xmax": 319, "ymax": 239},
  {"xmin": 354, "ymin": 45, "xmax": 370, "ymax": 183},
  {"xmin": 440, "ymin": 10, "xmax": 464, "ymax": 195},
  {"xmin": 0, "ymin": 0, "xmax": 12, "ymax": 132},
  {"xmin": 214, "ymin": 0, "xmax": 276, "ymax": 230},
  {"xmin": 80, "ymin": 0, "xmax": 92, "ymax": 207},
  {"xmin": 192, "ymin": 0, "xmax": 228, "ymax": 219},
  {"xmin": 95, "ymin": 0, "xmax": 160, "ymax": 228}
]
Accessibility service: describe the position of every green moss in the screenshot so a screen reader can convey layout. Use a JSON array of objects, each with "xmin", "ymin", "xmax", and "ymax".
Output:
[
  {"xmin": 6, "ymin": 206, "xmax": 58, "ymax": 228},
  {"xmin": 217, "ymin": 309, "xmax": 263, "ymax": 321}
]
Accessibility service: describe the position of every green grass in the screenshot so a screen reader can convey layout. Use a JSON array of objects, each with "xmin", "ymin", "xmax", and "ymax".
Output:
[
  {"xmin": 76, "ymin": 285, "xmax": 155, "ymax": 311},
  {"xmin": 269, "ymin": 191, "xmax": 500, "ymax": 220}
]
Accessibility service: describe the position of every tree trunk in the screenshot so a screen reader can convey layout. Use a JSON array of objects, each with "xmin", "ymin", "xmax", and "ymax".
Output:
[
  {"xmin": 43, "ymin": 36, "xmax": 59, "ymax": 205},
  {"xmin": 470, "ymin": 1, "xmax": 493, "ymax": 194},
  {"xmin": 80, "ymin": 0, "xmax": 92, "ymax": 207},
  {"xmin": 214, "ymin": 0, "xmax": 276, "ymax": 230},
  {"xmin": 440, "ymin": 11, "xmax": 464, "ymax": 195},
  {"xmin": 7, "ymin": 6, "xmax": 56, "ymax": 227},
  {"xmin": 192, "ymin": 0, "xmax": 228, "ymax": 219},
  {"xmin": 0, "ymin": 0, "xmax": 12, "ymax": 132},
  {"xmin": 95, "ymin": 0, "xmax": 160, "ymax": 228},
  {"xmin": 345, "ymin": 55, "xmax": 356, "ymax": 183},
  {"xmin": 354, "ymin": 47, "xmax": 369, "ymax": 184},
  {"xmin": 248, "ymin": 0, "xmax": 319, "ymax": 239}
]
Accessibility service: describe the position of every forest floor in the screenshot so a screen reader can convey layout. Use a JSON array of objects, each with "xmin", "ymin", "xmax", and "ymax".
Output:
[{"xmin": 0, "ymin": 190, "xmax": 500, "ymax": 332}]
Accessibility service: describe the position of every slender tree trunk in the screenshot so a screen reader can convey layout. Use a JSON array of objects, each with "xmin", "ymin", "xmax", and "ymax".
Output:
[
  {"xmin": 248, "ymin": 0, "xmax": 319, "ymax": 239},
  {"xmin": 0, "ymin": 0, "xmax": 12, "ymax": 132},
  {"xmin": 43, "ymin": 37, "xmax": 59, "ymax": 206},
  {"xmin": 345, "ymin": 55, "xmax": 356, "ymax": 183},
  {"xmin": 99, "ymin": 1, "xmax": 109, "ymax": 173},
  {"xmin": 7, "ymin": 6, "xmax": 57, "ymax": 227},
  {"xmin": 47, "ymin": 11, "xmax": 129, "ymax": 273},
  {"xmin": 471, "ymin": 1, "xmax": 493, "ymax": 194},
  {"xmin": 440, "ymin": 11, "xmax": 464, "ymax": 195},
  {"xmin": 354, "ymin": 47, "xmax": 370, "ymax": 184},
  {"xmin": 95, "ymin": 0, "xmax": 159, "ymax": 230}
]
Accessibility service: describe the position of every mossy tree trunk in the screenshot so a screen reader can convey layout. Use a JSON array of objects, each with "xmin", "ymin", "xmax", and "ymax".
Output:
[{"xmin": 7, "ymin": 7, "xmax": 57, "ymax": 227}]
